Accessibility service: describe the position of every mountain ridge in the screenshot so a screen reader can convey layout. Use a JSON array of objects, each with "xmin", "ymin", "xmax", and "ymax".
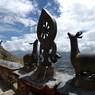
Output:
[{"xmin": 0, "ymin": 45, "xmax": 21, "ymax": 63}]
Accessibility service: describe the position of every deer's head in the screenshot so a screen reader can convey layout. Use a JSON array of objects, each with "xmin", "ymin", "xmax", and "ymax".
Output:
[
  {"xmin": 68, "ymin": 32, "xmax": 83, "ymax": 40},
  {"xmin": 68, "ymin": 32, "xmax": 83, "ymax": 53},
  {"xmin": 29, "ymin": 39, "xmax": 38, "ymax": 45}
]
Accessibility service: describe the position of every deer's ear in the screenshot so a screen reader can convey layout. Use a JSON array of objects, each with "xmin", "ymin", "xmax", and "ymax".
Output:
[
  {"xmin": 67, "ymin": 32, "xmax": 70, "ymax": 35},
  {"xmin": 67, "ymin": 32, "xmax": 71, "ymax": 38}
]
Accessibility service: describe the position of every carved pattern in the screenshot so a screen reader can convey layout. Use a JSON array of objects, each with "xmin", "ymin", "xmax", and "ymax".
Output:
[{"xmin": 37, "ymin": 9, "xmax": 58, "ymax": 66}]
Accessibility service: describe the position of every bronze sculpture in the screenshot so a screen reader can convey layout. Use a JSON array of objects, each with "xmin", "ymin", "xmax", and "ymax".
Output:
[
  {"xmin": 68, "ymin": 32, "xmax": 95, "ymax": 76},
  {"xmin": 23, "ymin": 39, "xmax": 38, "ymax": 70},
  {"xmin": 68, "ymin": 32, "xmax": 95, "ymax": 89},
  {"xmin": 37, "ymin": 8, "xmax": 59, "ymax": 66},
  {"xmin": 18, "ymin": 9, "xmax": 61, "ymax": 95},
  {"xmin": 28, "ymin": 8, "xmax": 59, "ymax": 81},
  {"xmin": 68, "ymin": 32, "xmax": 82, "ymax": 78},
  {"xmin": 22, "ymin": 9, "xmax": 60, "ymax": 71}
]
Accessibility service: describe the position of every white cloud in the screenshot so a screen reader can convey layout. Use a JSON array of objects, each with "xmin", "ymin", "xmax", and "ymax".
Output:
[
  {"xmin": 0, "ymin": 0, "xmax": 39, "ymax": 54},
  {"xmin": 0, "ymin": 0, "xmax": 33, "ymax": 17},
  {"xmin": 18, "ymin": 17, "xmax": 36, "ymax": 27},
  {"xmin": 79, "ymin": 30, "xmax": 95, "ymax": 53},
  {"xmin": 0, "ymin": 0, "xmax": 37, "ymax": 32},
  {"xmin": 2, "ymin": 0, "xmax": 95, "ymax": 54},
  {"xmin": 3, "ymin": 33, "xmax": 37, "ymax": 52},
  {"xmin": 55, "ymin": 0, "xmax": 95, "ymax": 53}
]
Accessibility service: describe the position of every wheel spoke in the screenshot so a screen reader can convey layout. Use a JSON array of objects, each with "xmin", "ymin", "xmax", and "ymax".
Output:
[
  {"xmin": 45, "ymin": 22, "xmax": 48, "ymax": 27},
  {"xmin": 43, "ymin": 24, "xmax": 45, "ymax": 27},
  {"xmin": 47, "ymin": 31, "xmax": 49, "ymax": 34},
  {"xmin": 41, "ymin": 33, "xmax": 44, "ymax": 38},
  {"xmin": 45, "ymin": 34, "xmax": 47, "ymax": 38},
  {"xmin": 43, "ymin": 34, "xmax": 46, "ymax": 39},
  {"xmin": 45, "ymin": 33, "xmax": 48, "ymax": 37},
  {"xmin": 47, "ymin": 25, "xmax": 50, "ymax": 29}
]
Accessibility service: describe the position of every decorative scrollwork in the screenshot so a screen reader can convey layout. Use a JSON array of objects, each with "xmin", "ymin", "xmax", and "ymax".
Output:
[
  {"xmin": 37, "ymin": 9, "xmax": 57, "ymax": 44},
  {"xmin": 37, "ymin": 8, "xmax": 58, "ymax": 66}
]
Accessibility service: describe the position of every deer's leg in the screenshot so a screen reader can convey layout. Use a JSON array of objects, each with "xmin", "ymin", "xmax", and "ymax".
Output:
[{"xmin": 74, "ymin": 62, "xmax": 81, "ymax": 78}]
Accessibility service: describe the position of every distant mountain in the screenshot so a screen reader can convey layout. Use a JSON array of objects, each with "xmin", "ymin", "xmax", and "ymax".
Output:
[
  {"xmin": 10, "ymin": 50, "xmax": 74, "ymax": 74},
  {"xmin": 11, "ymin": 51, "xmax": 70, "ymax": 63},
  {"xmin": 12, "ymin": 50, "xmax": 31, "ymax": 57},
  {"xmin": 0, "ymin": 45, "xmax": 21, "ymax": 63}
]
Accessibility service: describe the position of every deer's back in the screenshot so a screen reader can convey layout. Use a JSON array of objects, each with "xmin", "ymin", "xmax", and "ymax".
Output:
[{"xmin": 76, "ymin": 53, "xmax": 95, "ymax": 72}]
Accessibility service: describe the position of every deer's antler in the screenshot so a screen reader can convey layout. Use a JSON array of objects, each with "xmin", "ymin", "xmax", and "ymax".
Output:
[{"xmin": 75, "ymin": 32, "xmax": 83, "ymax": 38}]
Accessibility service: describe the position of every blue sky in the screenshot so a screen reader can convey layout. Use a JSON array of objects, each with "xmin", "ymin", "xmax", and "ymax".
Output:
[{"xmin": 1, "ymin": 0, "xmax": 95, "ymax": 55}]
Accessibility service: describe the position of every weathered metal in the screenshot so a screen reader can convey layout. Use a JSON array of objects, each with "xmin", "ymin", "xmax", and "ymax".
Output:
[
  {"xmin": 37, "ymin": 8, "xmax": 57, "ymax": 44},
  {"xmin": 68, "ymin": 32, "xmax": 95, "ymax": 90},
  {"xmin": 23, "ymin": 39, "xmax": 38, "ymax": 72},
  {"xmin": 68, "ymin": 32, "xmax": 95, "ymax": 75},
  {"xmin": 37, "ymin": 8, "xmax": 58, "ymax": 66},
  {"xmin": 18, "ymin": 8, "xmax": 60, "ymax": 94}
]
